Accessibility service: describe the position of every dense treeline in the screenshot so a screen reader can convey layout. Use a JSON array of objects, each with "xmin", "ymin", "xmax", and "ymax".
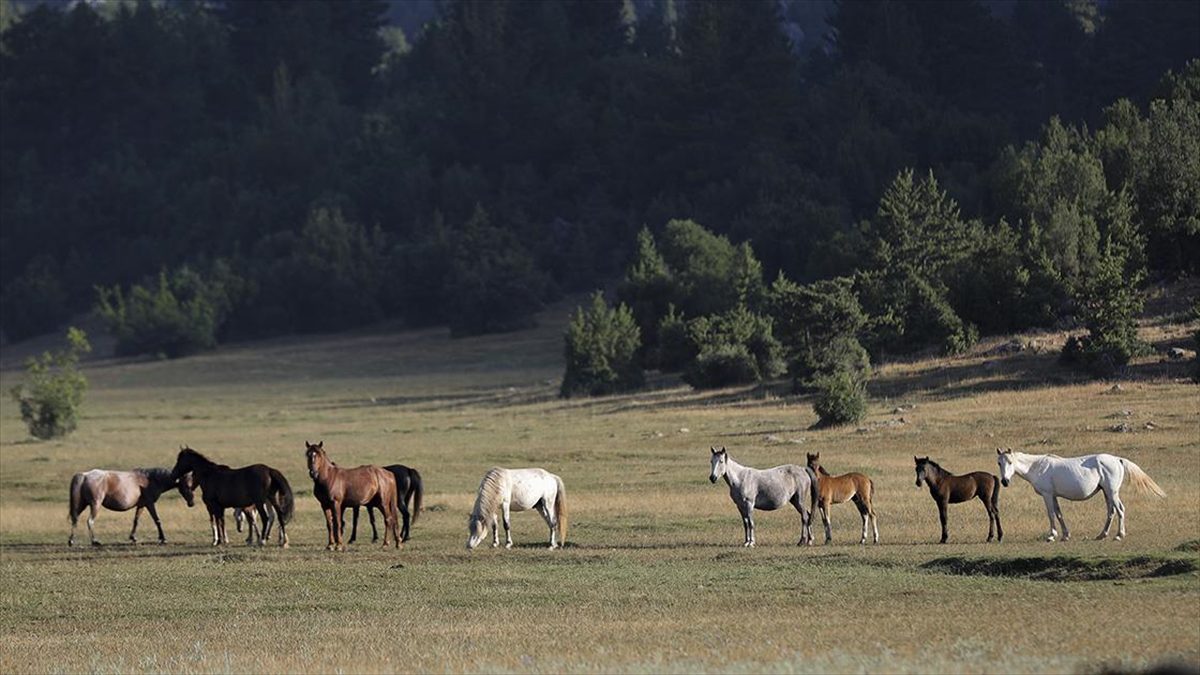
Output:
[{"xmin": 1, "ymin": 0, "xmax": 1197, "ymax": 352}]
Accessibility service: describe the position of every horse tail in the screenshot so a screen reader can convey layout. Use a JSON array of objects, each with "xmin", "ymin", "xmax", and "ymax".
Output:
[
  {"xmin": 1121, "ymin": 458, "xmax": 1166, "ymax": 498},
  {"xmin": 805, "ymin": 465, "xmax": 820, "ymax": 514},
  {"xmin": 68, "ymin": 473, "xmax": 85, "ymax": 523},
  {"xmin": 408, "ymin": 468, "xmax": 423, "ymax": 525},
  {"xmin": 269, "ymin": 468, "xmax": 295, "ymax": 524},
  {"xmin": 990, "ymin": 474, "xmax": 1001, "ymax": 510},
  {"xmin": 554, "ymin": 474, "xmax": 568, "ymax": 546}
]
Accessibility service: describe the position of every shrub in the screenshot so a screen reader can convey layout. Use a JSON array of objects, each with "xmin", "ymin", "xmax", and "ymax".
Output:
[
  {"xmin": 560, "ymin": 292, "xmax": 644, "ymax": 397},
  {"xmin": 683, "ymin": 306, "xmax": 785, "ymax": 389},
  {"xmin": 812, "ymin": 370, "xmax": 868, "ymax": 428},
  {"xmin": 0, "ymin": 257, "xmax": 68, "ymax": 342},
  {"xmin": 1193, "ymin": 329, "xmax": 1199, "ymax": 384},
  {"xmin": 9, "ymin": 328, "xmax": 91, "ymax": 440},
  {"xmin": 658, "ymin": 219, "xmax": 744, "ymax": 317},
  {"xmin": 616, "ymin": 227, "xmax": 675, "ymax": 350},
  {"xmin": 95, "ymin": 265, "xmax": 237, "ymax": 358}
]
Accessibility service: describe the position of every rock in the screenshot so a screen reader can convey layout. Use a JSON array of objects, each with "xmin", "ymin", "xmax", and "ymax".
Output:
[
  {"xmin": 1167, "ymin": 347, "xmax": 1188, "ymax": 360},
  {"xmin": 764, "ymin": 434, "xmax": 782, "ymax": 443},
  {"xmin": 1108, "ymin": 422, "xmax": 1132, "ymax": 433},
  {"xmin": 1108, "ymin": 384, "xmax": 1124, "ymax": 394},
  {"xmin": 678, "ymin": 427, "xmax": 690, "ymax": 434},
  {"xmin": 1107, "ymin": 409, "xmax": 1133, "ymax": 418},
  {"xmin": 1143, "ymin": 421, "xmax": 1157, "ymax": 430}
]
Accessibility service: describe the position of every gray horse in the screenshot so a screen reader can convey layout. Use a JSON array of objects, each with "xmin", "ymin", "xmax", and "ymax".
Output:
[{"xmin": 708, "ymin": 446, "xmax": 817, "ymax": 547}]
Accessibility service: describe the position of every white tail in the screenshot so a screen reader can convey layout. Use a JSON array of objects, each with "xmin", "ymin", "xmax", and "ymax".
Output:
[{"xmin": 1122, "ymin": 458, "xmax": 1166, "ymax": 498}]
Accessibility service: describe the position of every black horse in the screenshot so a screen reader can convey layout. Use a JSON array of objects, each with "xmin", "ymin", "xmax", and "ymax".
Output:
[
  {"xmin": 343, "ymin": 464, "xmax": 424, "ymax": 543},
  {"xmin": 171, "ymin": 447, "xmax": 294, "ymax": 547}
]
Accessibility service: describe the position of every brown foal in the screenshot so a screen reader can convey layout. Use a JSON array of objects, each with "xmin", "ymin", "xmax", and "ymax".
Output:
[
  {"xmin": 914, "ymin": 456, "xmax": 1002, "ymax": 544},
  {"xmin": 806, "ymin": 453, "xmax": 878, "ymax": 544},
  {"xmin": 305, "ymin": 441, "xmax": 401, "ymax": 551}
]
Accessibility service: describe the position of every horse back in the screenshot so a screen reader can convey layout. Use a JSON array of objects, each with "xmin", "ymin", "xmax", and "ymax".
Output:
[
  {"xmin": 946, "ymin": 472, "xmax": 996, "ymax": 503},
  {"xmin": 821, "ymin": 471, "xmax": 870, "ymax": 503}
]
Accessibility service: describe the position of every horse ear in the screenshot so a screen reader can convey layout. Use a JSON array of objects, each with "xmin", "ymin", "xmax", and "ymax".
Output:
[
  {"xmin": 317, "ymin": 440, "xmax": 323, "ymax": 449},
  {"xmin": 914, "ymin": 455, "xmax": 919, "ymax": 462},
  {"xmin": 996, "ymin": 447, "xmax": 1002, "ymax": 455},
  {"xmin": 710, "ymin": 446, "xmax": 718, "ymax": 455},
  {"xmin": 720, "ymin": 446, "xmax": 727, "ymax": 454}
]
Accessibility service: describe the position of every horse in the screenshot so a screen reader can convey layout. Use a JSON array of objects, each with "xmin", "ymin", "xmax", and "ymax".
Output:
[
  {"xmin": 914, "ymin": 456, "xmax": 1002, "ymax": 543},
  {"xmin": 996, "ymin": 448, "xmax": 1166, "ymax": 541},
  {"xmin": 304, "ymin": 441, "xmax": 401, "ymax": 550},
  {"xmin": 68, "ymin": 468, "xmax": 195, "ymax": 546},
  {"xmin": 805, "ymin": 452, "xmax": 878, "ymax": 545},
  {"xmin": 466, "ymin": 467, "xmax": 567, "ymax": 550},
  {"xmin": 342, "ymin": 464, "xmax": 424, "ymax": 544},
  {"xmin": 171, "ymin": 446, "xmax": 294, "ymax": 547},
  {"xmin": 708, "ymin": 446, "xmax": 816, "ymax": 547}
]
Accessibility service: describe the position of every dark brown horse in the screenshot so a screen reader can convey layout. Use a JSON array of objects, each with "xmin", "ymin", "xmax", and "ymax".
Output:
[
  {"xmin": 68, "ymin": 468, "xmax": 195, "ymax": 546},
  {"xmin": 171, "ymin": 447, "xmax": 294, "ymax": 547},
  {"xmin": 305, "ymin": 441, "xmax": 401, "ymax": 550},
  {"xmin": 343, "ymin": 464, "xmax": 423, "ymax": 543},
  {"xmin": 806, "ymin": 453, "xmax": 878, "ymax": 545},
  {"xmin": 914, "ymin": 456, "xmax": 1002, "ymax": 543}
]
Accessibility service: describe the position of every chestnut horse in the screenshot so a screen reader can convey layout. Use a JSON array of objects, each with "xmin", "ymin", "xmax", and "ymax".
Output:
[
  {"xmin": 914, "ymin": 456, "xmax": 1002, "ymax": 543},
  {"xmin": 343, "ymin": 464, "xmax": 424, "ymax": 544},
  {"xmin": 171, "ymin": 447, "xmax": 294, "ymax": 547},
  {"xmin": 806, "ymin": 453, "xmax": 878, "ymax": 545},
  {"xmin": 304, "ymin": 441, "xmax": 401, "ymax": 550},
  {"xmin": 68, "ymin": 468, "xmax": 195, "ymax": 546}
]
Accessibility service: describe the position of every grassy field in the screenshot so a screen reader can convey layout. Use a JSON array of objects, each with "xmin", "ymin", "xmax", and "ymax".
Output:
[{"xmin": 1, "ymin": 302, "xmax": 1197, "ymax": 674}]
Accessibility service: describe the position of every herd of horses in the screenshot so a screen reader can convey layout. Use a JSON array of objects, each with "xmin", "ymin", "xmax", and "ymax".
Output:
[{"xmin": 67, "ymin": 442, "xmax": 1166, "ymax": 549}]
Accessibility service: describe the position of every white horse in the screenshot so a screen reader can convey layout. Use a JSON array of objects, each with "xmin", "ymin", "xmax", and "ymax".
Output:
[
  {"xmin": 709, "ymin": 446, "xmax": 817, "ymax": 547},
  {"xmin": 466, "ymin": 467, "xmax": 567, "ymax": 550},
  {"xmin": 996, "ymin": 448, "xmax": 1166, "ymax": 541}
]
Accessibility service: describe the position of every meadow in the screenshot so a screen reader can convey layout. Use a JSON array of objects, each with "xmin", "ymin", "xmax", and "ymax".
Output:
[{"xmin": 1, "ymin": 303, "xmax": 1197, "ymax": 674}]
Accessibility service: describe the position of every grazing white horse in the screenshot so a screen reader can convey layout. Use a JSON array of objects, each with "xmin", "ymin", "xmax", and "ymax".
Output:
[
  {"xmin": 996, "ymin": 448, "xmax": 1166, "ymax": 541},
  {"xmin": 466, "ymin": 467, "xmax": 567, "ymax": 550},
  {"xmin": 709, "ymin": 447, "xmax": 817, "ymax": 547}
]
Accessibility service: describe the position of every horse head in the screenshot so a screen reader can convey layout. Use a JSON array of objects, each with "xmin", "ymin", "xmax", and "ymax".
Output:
[
  {"xmin": 175, "ymin": 472, "xmax": 197, "ymax": 507},
  {"xmin": 914, "ymin": 456, "xmax": 930, "ymax": 487},
  {"xmin": 996, "ymin": 447, "xmax": 1015, "ymax": 487},
  {"xmin": 466, "ymin": 513, "xmax": 488, "ymax": 550},
  {"xmin": 805, "ymin": 453, "xmax": 821, "ymax": 471},
  {"xmin": 305, "ymin": 441, "xmax": 327, "ymax": 481},
  {"xmin": 709, "ymin": 446, "xmax": 728, "ymax": 484}
]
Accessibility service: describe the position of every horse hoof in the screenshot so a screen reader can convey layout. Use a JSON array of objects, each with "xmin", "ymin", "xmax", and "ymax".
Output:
[
  {"xmin": 1115, "ymin": 535, "xmax": 1124, "ymax": 541},
  {"xmin": 1062, "ymin": 535, "xmax": 1071, "ymax": 542},
  {"xmin": 1095, "ymin": 533, "xmax": 1108, "ymax": 540},
  {"xmin": 281, "ymin": 543, "xmax": 290, "ymax": 549},
  {"xmin": 92, "ymin": 541, "xmax": 102, "ymax": 547},
  {"xmin": 505, "ymin": 542, "xmax": 513, "ymax": 549},
  {"xmin": 158, "ymin": 539, "xmax": 167, "ymax": 546}
]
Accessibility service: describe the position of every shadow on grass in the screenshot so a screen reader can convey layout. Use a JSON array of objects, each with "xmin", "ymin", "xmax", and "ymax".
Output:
[{"xmin": 922, "ymin": 554, "xmax": 1197, "ymax": 582}]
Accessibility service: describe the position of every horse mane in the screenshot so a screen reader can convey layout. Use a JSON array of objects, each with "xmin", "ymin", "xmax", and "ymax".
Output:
[
  {"xmin": 137, "ymin": 467, "xmax": 174, "ymax": 484},
  {"xmin": 924, "ymin": 459, "xmax": 950, "ymax": 476},
  {"xmin": 470, "ymin": 467, "xmax": 506, "ymax": 523}
]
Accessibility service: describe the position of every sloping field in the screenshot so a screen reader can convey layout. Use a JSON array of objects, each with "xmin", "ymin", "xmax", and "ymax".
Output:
[{"xmin": 1, "ymin": 303, "xmax": 1197, "ymax": 673}]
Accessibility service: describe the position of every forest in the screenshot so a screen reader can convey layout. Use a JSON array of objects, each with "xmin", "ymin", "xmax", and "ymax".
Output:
[{"xmin": 1, "ymin": 0, "xmax": 1197, "ymax": 379}]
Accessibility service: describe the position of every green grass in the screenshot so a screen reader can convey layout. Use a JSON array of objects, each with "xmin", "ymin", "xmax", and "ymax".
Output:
[{"xmin": 1, "ymin": 307, "xmax": 1198, "ymax": 673}]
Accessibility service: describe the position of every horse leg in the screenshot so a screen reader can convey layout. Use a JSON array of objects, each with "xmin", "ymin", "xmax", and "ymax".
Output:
[
  {"xmin": 853, "ymin": 496, "xmax": 870, "ymax": 545},
  {"xmin": 937, "ymin": 499, "xmax": 948, "ymax": 544},
  {"xmin": 1113, "ymin": 492, "xmax": 1127, "ymax": 541},
  {"xmin": 1053, "ymin": 497, "xmax": 1070, "ymax": 541},
  {"xmin": 399, "ymin": 502, "xmax": 411, "ymax": 542},
  {"xmin": 68, "ymin": 502, "xmax": 81, "ymax": 547},
  {"xmin": 869, "ymin": 495, "xmax": 880, "ymax": 544},
  {"xmin": 791, "ymin": 493, "xmax": 813, "ymax": 546},
  {"xmin": 88, "ymin": 502, "xmax": 101, "ymax": 546},
  {"xmin": 129, "ymin": 506, "xmax": 143, "ymax": 543},
  {"xmin": 217, "ymin": 509, "xmax": 229, "ymax": 545},
  {"xmin": 334, "ymin": 500, "xmax": 347, "ymax": 551},
  {"xmin": 254, "ymin": 504, "xmax": 270, "ymax": 546},
  {"xmin": 369, "ymin": 506, "xmax": 379, "ymax": 543},
  {"xmin": 537, "ymin": 500, "xmax": 555, "ymax": 549},
  {"xmin": 984, "ymin": 494, "xmax": 995, "ymax": 543},
  {"xmin": 147, "ymin": 503, "xmax": 166, "ymax": 544},
  {"xmin": 209, "ymin": 510, "xmax": 219, "ymax": 546},
  {"xmin": 323, "ymin": 507, "xmax": 336, "ymax": 551},
  {"xmin": 1041, "ymin": 493, "xmax": 1059, "ymax": 542},
  {"xmin": 1096, "ymin": 486, "xmax": 1116, "ymax": 540},
  {"xmin": 502, "ymin": 500, "xmax": 513, "ymax": 549},
  {"xmin": 490, "ymin": 514, "xmax": 500, "ymax": 548},
  {"xmin": 347, "ymin": 506, "xmax": 359, "ymax": 544}
]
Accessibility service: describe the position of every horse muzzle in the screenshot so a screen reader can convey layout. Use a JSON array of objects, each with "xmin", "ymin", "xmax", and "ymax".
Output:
[
  {"xmin": 1001, "ymin": 478, "xmax": 1010, "ymax": 487},
  {"xmin": 709, "ymin": 475, "xmax": 717, "ymax": 484}
]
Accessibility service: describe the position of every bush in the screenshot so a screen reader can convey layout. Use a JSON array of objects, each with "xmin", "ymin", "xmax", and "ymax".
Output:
[
  {"xmin": 682, "ymin": 306, "xmax": 785, "ymax": 389},
  {"xmin": 812, "ymin": 370, "xmax": 868, "ymax": 428},
  {"xmin": 0, "ymin": 257, "xmax": 68, "ymax": 342},
  {"xmin": 560, "ymin": 292, "xmax": 644, "ymax": 397},
  {"xmin": 616, "ymin": 228, "xmax": 675, "ymax": 350},
  {"xmin": 9, "ymin": 328, "xmax": 91, "ymax": 440},
  {"xmin": 95, "ymin": 264, "xmax": 238, "ymax": 358}
]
